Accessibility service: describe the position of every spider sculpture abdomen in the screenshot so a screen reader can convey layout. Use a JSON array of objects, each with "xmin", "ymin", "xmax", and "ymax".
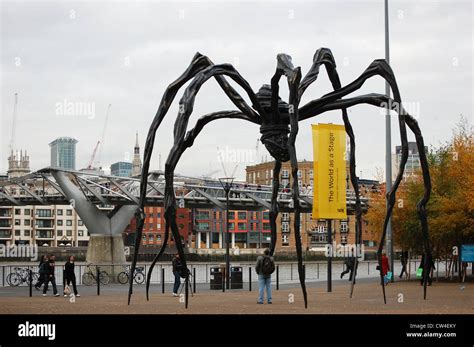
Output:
[{"xmin": 257, "ymin": 85, "xmax": 291, "ymax": 162}]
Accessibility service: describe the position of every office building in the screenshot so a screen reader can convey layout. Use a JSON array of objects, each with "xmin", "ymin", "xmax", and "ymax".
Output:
[{"xmin": 49, "ymin": 137, "xmax": 78, "ymax": 170}]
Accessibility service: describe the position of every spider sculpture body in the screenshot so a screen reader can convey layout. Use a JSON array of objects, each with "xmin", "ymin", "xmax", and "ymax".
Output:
[{"xmin": 128, "ymin": 49, "xmax": 433, "ymax": 309}]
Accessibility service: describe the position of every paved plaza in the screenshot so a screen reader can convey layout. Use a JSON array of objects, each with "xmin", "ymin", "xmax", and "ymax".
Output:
[{"xmin": 0, "ymin": 278, "xmax": 472, "ymax": 314}]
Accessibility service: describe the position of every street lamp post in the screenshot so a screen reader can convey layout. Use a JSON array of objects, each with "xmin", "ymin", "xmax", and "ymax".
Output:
[
  {"xmin": 384, "ymin": 0, "xmax": 394, "ymax": 282},
  {"xmin": 219, "ymin": 177, "xmax": 234, "ymax": 290}
]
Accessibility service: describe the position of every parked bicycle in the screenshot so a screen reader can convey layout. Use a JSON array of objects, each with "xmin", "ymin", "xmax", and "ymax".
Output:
[
  {"xmin": 118, "ymin": 265, "xmax": 145, "ymax": 285},
  {"xmin": 6, "ymin": 267, "xmax": 39, "ymax": 287},
  {"xmin": 81, "ymin": 264, "xmax": 110, "ymax": 286}
]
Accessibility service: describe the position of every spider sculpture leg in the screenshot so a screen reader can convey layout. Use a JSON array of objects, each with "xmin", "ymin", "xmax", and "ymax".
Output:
[
  {"xmin": 267, "ymin": 54, "xmax": 308, "ymax": 307},
  {"xmin": 131, "ymin": 53, "xmax": 226, "ymax": 303},
  {"xmin": 298, "ymin": 48, "xmax": 363, "ymax": 297},
  {"xmin": 165, "ymin": 111, "xmax": 254, "ymax": 308},
  {"xmin": 270, "ymin": 54, "xmax": 307, "ymax": 307},
  {"xmin": 299, "ymin": 59, "xmax": 430, "ymax": 303},
  {"xmin": 129, "ymin": 54, "xmax": 263, "ymax": 304},
  {"xmin": 310, "ymin": 95, "xmax": 433, "ymax": 300},
  {"xmin": 266, "ymin": 63, "xmax": 284, "ymax": 257},
  {"xmin": 139, "ymin": 63, "xmax": 262, "ymax": 307},
  {"xmin": 269, "ymin": 160, "xmax": 281, "ymax": 256},
  {"xmin": 403, "ymin": 114, "xmax": 432, "ymax": 299},
  {"xmin": 287, "ymin": 68, "xmax": 306, "ymax": 308}
]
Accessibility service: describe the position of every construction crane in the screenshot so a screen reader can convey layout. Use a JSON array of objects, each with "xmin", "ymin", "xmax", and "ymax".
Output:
[
  {"xmin": 216, "ymin": 145, "xmax": 238, "ymax": 178},
  {"xmin": 9, "ymin": 93, "xmax": 18, "ymax": 152},
  {"xmin": 200, "ymin": 161, "xmax": 220, "ymax": 178},
  {"xmin": 255, "ymin": 138, "xmax": 260, "ymax": 163},
  {"xmin": 87, "ymin": 140, "xmax": 100, "ymax": 169},
  {"xmin": 96, "ymin": 104, "xmax": 111, "ymax": 167}
]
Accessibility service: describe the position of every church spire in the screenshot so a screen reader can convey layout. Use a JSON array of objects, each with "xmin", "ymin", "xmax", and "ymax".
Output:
[
  {"xmin": 132, "ymin": 132, "xmax": 142, "ymax": 176},
  {"xmin": 134, "ymin": 132, "xmax": 139, "ymax": 153}
]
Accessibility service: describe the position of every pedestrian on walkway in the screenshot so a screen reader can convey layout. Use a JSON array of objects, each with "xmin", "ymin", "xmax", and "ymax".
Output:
[
  {"xmin": 43, "ymin": 254, "xmax": 60, "ymax": 297},
  {"xmin": 399, "ymin": 250, "xmax": 409, "ymax": 279},
  {"xmin": 380, "ymin": 252, "xmax": 390, "ymax": 285},
  {"xmin": 35, "ymin": 255, "xmax": 48, "ymax": 290},
  {"xmin": 340, "ymin": 257, "xmax": 356, "ymax": 281},
  {"xmin": 172, "ymin": 253, "xmax": 183, "ymax": 297},
  {"xmin": 255, "ymin": 248, "xmax": 275, "ymax": 304},
  {"xmin": 419, "ymin": 253, "xmax": 435, "ymax": 286},
  {"xmin": 64, "ymin": 255, "xmax": 80, "ymax": 297}
]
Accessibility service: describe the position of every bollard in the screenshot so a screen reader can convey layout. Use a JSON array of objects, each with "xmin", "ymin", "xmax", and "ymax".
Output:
[
  {"xmin": 317, "ymin": 263, "xmax": 319, "ymax": 279},
  {"xmin": 276, "ymin": 265, "xmax": 279, "ymax": 291},
  {"xmin": 222, "ymin": 268, "xmax": 225, "ymax": 293},
  {"xmin": 193, "ymin": 267, "xmax": 196, "ymax": 293},
  {"xmin": 29, "ymin": 269, "xmax": 32, "ymax": 297},
  {"xmin": 368, "ymin": 262, "xmax": 370, "ymax": 275},
  {"xmin": 161, "ymin": 268, "xmax": 165, "ymax": 294},
  {"xmin": 249, "ymin": 267, "xmax": 252, "ymax": 292},
  {"xmin": 96, "ymin": 266, "xmax": 100, "ymax": 296}
]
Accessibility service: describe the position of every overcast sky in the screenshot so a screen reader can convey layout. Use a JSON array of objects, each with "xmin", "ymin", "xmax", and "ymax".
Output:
[{"xmin": 1, "ymin": 0, "xmax": 472, "ymax": 180}]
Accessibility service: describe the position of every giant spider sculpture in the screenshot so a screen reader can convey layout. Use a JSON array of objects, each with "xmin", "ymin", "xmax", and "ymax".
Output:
[{"xmin": 128, "ymin": 48, "xmax": 433, "ymax": 309}]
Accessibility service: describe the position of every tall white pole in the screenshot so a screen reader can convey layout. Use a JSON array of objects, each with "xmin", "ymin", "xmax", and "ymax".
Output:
[{"xmin": 384, "ymin": 0, "xmax": 394, "ymax": 281}]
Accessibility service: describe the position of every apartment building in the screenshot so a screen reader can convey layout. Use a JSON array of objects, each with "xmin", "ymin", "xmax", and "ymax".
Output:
[{"xmin": 246, "ymin": 160, "xmax": 378, "ymax": 252}]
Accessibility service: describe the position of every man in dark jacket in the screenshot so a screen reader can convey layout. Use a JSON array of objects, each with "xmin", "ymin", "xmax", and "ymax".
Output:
[
  {"xmin": 255, "ymin": 248, "xmax": 274, "ymax": 304},
  {"xmin": 340, "ymin": 257, "xmax": 356, "ymax": 281},
  {"xmin": 43, "ymin": 255, "xmax": 60, "ymax": 297},
  {"xmin": 172, "ymin": 253, "xmax": 182, "ymax": 297},
  {"xmin": 35, "ymin": 255, "xmax": 48, "ymax": 290},
  {"xmin": 399, "ymin": 251, "xmax": 409, "ymax": 279}
]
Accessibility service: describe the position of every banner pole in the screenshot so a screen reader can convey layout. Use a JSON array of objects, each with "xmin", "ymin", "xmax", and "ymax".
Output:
[{"xmin": 327, "ymin": 219, "xmax": 332, "ymax": 293}]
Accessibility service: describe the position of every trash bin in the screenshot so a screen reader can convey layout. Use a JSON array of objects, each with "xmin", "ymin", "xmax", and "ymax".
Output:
[
  {"xmin": 210, "ymin": 266, "xmax": 223, "ymax": 290},
  {"xmin": 230, "ymin": 266, "xmax": 243, "ymax": 289}
]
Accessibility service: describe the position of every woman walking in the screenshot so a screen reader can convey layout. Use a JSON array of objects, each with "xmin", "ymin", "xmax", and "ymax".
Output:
[{"xmin": 64, "ymin": 256, "xmax": 80, "ymax": 297}]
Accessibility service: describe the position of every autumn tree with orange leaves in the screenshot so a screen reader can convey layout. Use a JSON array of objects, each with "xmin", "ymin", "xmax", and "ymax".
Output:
[{"xmin": 366, "ymin": 118, "xmax": 474, "ymax": 260}]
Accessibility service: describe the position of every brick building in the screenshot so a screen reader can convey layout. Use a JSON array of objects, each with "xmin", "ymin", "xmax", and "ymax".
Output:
[
  {"xmin": 246, "ymin": 160, "xmax": 379, "ymax": 253},
  {"xmin": 193, "ymin": 209, "xmax": 271, "ymax": 250},
  {"xmin": 124, "ymin": 206, "xmax": 192, "ymax": 248}
]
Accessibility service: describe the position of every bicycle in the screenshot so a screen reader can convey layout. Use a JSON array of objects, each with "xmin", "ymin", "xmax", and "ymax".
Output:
[
  {"xmin": 6, "ymin": 267, "xmax": 39, "ymax": 287},
  {"xmin": 117, "ymin": 265, "xmax": 145, "ymax": 285},
  {"xmin": 81, "ymin": 264, "xmax": 110, "ymax": 286}
]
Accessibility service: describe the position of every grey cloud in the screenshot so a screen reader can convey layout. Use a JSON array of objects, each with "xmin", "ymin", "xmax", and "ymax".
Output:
[{"xmin": 1, "ymin": 0, "xmax": 472, "ymax": 180}]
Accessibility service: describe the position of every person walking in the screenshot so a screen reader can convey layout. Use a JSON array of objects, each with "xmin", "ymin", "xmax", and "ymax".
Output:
[
  {"xmin": 340, "ymin": 257, "xmax": 355, "ymax": 281},
  {"xmin": 172, "ymin": 253, "xmax": 183, "ymax": 297},
  {"xmin": 43, "ymin": 255, "xmax": 60, "ymax": 297},
  {"xmin": 381, "ymin": 252, "xmax": 390, "ymax": 285},
  {"xmin": 35, "ymin": 255, "xmax": 48, "ymax": 291},
  {"xmin": 64, "ymin": 256, "xmax": 80, "ymax": 297},
  {"xmin": 419, "ymin": 253, "xmax": 435, "ymax": 286},
  {"xmin": 255, "ymin": 248, "xmax": 275, "ymax": 304},
  {"xmin": 399, "ymin": 250, "xmax": 409, "ymax": 279}
]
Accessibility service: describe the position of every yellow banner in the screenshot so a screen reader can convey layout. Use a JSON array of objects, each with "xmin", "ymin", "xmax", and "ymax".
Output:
[{"xmin": 312, "ymin": 123, "xmax": 347, "ymax": 219}]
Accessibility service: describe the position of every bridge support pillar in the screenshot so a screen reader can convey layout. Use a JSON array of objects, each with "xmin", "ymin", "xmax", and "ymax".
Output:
[
  {"xmin": 51, "ymin": 171, "xmax": 137, "ymax": 267},
  {"xmin": 87, "ymin": 234, "xmax": 126, "ymax": 265}
]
